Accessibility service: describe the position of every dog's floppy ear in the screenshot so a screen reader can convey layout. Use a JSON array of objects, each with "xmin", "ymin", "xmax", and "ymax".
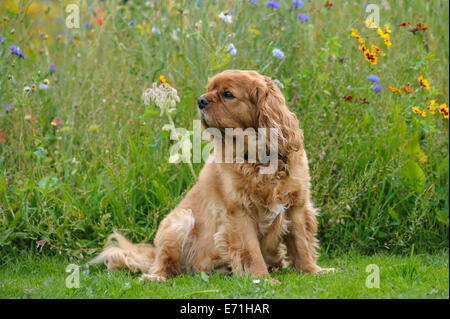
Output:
[{"xmin": 252, "ymin": 76, "xmax": 303, "ymax": 155}]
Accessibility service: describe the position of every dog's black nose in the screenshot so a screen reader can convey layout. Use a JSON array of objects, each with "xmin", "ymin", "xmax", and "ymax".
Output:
[{"xmin": 197, "ymin": 96, "xmax": 210, "ymax": 109}]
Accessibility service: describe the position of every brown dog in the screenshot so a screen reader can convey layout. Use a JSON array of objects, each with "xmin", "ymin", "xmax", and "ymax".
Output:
[{"xmin": 92, "ymin": 70, "xmax": 333, "ymax": 282}]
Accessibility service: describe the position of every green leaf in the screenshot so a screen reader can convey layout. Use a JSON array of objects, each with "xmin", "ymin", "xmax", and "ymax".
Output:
[
  {"xmin": 437, "ymin": 211, "xmax": 449, "ymax": 227},
  {"xmin": 33, "ymin": 147, "xmax": 47, "ymax": 160},
  {"xmin": 38, "ymin": 176, "xmax": 58, "ymax": 192},
  {"xmin": 399, "ymin": 160, "xmax": 425, "ymax": 194}
]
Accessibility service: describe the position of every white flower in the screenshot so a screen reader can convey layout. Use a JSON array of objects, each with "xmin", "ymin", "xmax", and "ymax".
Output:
[
  {"xmin": 142, "ymin": 83, "xmax": 180, "ymax": 116},
  {"xmin": 218, "ymin": 12, "xmax": 232, "ymax": 24},
  {"xmin": 151, "ymin": 27, "xmax": 161, "ymax": 35}
]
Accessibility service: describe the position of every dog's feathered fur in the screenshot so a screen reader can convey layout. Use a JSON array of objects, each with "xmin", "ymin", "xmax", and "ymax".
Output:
[{"xmin": 91, "ymin": 70, "xmax": 332, "ymax": 281}]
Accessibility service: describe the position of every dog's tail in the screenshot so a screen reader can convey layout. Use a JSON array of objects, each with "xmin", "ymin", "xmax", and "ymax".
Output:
[{"xmin": 90, "ymin": 232, "xmax": 155, "ymax": 274}]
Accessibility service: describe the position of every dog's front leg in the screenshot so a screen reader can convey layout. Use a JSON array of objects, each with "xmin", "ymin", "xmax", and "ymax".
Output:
[
  {"xmin": 216, "ymin": 213, "xmax": 269, "ymax": 279},
  {"xmin": 284, "ymin": 204, "xmax": 333, "ymax": 274}
]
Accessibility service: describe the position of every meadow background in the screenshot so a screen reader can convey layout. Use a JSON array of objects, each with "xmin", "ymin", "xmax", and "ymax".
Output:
[{"xmin": 0, "ymin": 0, "xmax": 448, "ymax": 265}]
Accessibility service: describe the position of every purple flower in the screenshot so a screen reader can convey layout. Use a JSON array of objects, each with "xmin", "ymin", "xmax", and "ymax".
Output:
[
  {"xmin": 366, "ymin": 74, "xmax": 380, "ymax": 83},
  {"xmin": 128, "ymin": 19, "xmax": 136, "ymax": 27},
  {"xmin": 292, "ymin": 0, "xmax": 303, "ymax": 8},
  {"xmin": 126, "ymin": 203, "xmax": 130, "ymax": 210},
  {"xmin": 0, "ymin": 35, "xmax": 3, "ymax": 42},
  {"xmin": 339, "ymin": 57, "xmax": 345, "ymax": 63},
  {"xmin": 85, "ymin": 23, "xmax": 93, "ymax": 30},
  {"xmin": 227, "ymin": 43, "xmax": 237, "ymax": 56},
  {"xmin": 50, "ymin": 64, "xmax": 56, "ymax": 72},
  {"xmin": 6, "ymin": 104, "xmax": 11, "ymax": 111},
  {"xmin": 297, "ymin": 14, "xmax": 310, "ymax": 22},
  {"xmin": 39, "ymin": 83, "xmax": 49, "ymax": 90},
  {"xmin": 9, "ymin": 45, "xmax": 24, "ymax": 58},
  {"xmin": 250, "ymin": 0, "xmax": 257, "ymax": 4},
  {"xmin": 373, "ymin": 83, "xmax": 383, "ymax": 93},
  {"xmin": 267, "ymin": 1, "xmax": 280, "ymax": 9},
  {"xmin": 272, "ymin": 48, "xmax": 284, "ymax": 59},
  {"xmin": 362, "ymin": 3, "xmax": 369, "ymax": 9}
]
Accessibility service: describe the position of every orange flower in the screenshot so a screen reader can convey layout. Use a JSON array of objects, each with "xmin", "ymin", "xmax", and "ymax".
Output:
[
  {"xmin": 402, "ymin": 86, "xmax": 415, "ymax": 94},
  {"xmin": 97, "ymin": 18, "xmax": 103, "ymax": 26},
  {"xmin": 388, "ymin": 85, "xmax": 402, "ymax": 93}
]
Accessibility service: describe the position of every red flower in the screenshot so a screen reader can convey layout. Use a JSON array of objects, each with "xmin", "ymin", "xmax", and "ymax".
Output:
[
  {"xmin": 343, "ymin": 95, "xmax": 353, "ymax": 102},
  {"xmin": 97, "ymin": 18, "xmax": 103, "ymax": 26},
  {"xmin": 0, "ymin": 133, "xmax": 6, "ymax": 143},
  {"xmin": 95, "ymin": 8, "xmax": 102, "ymax": 15},
  {"xmin": 360, "ymin": 98, "xmax": 370, "ymax": 105}
]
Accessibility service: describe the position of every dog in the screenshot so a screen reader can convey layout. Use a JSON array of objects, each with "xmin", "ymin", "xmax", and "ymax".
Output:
[{"xmin": 91, "ymin": 70, "xmax": 333, "ymax": 282}]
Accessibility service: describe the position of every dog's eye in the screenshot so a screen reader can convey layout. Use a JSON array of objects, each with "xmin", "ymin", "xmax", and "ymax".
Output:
[{"xmin": 223, "ymin": 91, "xmax": 235, "ymax": 99}]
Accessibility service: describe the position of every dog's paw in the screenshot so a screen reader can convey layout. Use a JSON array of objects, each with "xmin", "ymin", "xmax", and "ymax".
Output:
[
  {"xmin": 313, "ymin": 267, "xmax": 336, "ymax": 275},
  {"xmin": 267, "ymin": 277, "xmax": 281, "ymax": 285},
  {"xmin": 139, "ymin": 273, "xmax": 167, "ymax": 283}
]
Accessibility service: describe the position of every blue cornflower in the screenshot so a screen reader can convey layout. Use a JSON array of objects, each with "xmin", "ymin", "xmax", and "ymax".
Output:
[
  {"xmin": 197, "ymin": 0, "xmax": 202, "ymax": 7},
  {"xmin": 126, "ymin": 203, "xmax": 130, "ymax": 210},
  {"xmin": 85, "ymin": 23, "xmax": 93, "ymax": 30},
  {"xmin": 227, "ymin": 43, "xmax": 237, "ymax": 56},
  {"xmin": 297, "ymin": 14, "xmax": 310, "ymax": 22},
  {"xmin": 272, "ymin": 48, "xmax": 285, "ymax": 59},
  {"xmin": 0, "ymin": 35, "xmax": 3, "ymax": 42},
  {"xmin": 128, "ymin": 19, "xmax": 136, "ymax": 27},
  {"xmin": 292, "ymin": 0, "xmax": 303, "ymax": 8},
  {"xmin": 373, "ymin": 83, "xmax": 383, "ymax": 93},
  {"xmin": 9, "ymin": 45, "xmax": 24, "ymax": 58},
  {"xmin": 366, "ymin": 74, "xmax": 380, "ymax": 83},
  {"xmin": 267, "ymin": 1, "xmax": 280, "ymax": 9},
  {"xmin": 50, "ymin": 64, "xmax": 56, "ymax": 73}
]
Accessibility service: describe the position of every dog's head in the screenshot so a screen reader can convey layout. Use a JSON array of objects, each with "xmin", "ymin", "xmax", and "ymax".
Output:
[{"xmin": 198, "ymin": 70, "xmax": 303, "ymax": 155}]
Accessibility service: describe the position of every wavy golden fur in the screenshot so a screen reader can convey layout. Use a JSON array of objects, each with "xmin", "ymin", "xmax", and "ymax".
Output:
[{"xmin": 91, "ymin": 70, "xmax": 333, "ymax": 282}]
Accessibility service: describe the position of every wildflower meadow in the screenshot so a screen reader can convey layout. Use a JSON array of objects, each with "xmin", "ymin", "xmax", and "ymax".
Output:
[{"xmin": 0, "ymin": 0, "xmax": 448, "ymax": 299}]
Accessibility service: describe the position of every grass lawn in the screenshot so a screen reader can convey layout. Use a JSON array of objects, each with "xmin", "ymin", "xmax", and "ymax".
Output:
[{"xmin": 1, "ymin": 251, "xmax": 448, "ymax": 299}]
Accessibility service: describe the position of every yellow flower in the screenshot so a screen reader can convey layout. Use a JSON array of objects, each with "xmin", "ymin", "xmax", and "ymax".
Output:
[
  {"xmin": 384, "ymin": 39, "xmax": 392, "ymax": 48},
  {"xmin": 43, "ymin": 78, "xmax": 50, "ymax": 85},
  {"xmin": 247, "ymin": 28, "xmax": 261, "ymax": 35},
  {"xmin": 159, "ymin": 75, "xmax": 171, "ymax": 87},
  {"xmin": 384, "ymin": 24, "xmax": 392, "ymax": 33},
  {"xmin": 351, "ymin": 29, "xmax": 365, "ymax": 44},
  {"xmin": 364, "ymin": 50, "xmax": 377, "ymax": 65},
  {"xmin": 365, "ymin": 18, "xmax": 377, "ymax": 29},
  {"xmin": 371, "ymin": 45, "xmax": 386, "ymax": 56},
  {"xmin": 418, "ymin": 75, "xmax": 431, "ymax": 90},
  {"xmin": 412, "ymin": 107, "xmax": 421, "ymax": 115},
  {"xmin": 427, "ymin": 103, "xmax": 437, "ymax": 115},
  {"xmin": 439, "ymin": 103, "xmax": 449, "ymax": 119}
]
